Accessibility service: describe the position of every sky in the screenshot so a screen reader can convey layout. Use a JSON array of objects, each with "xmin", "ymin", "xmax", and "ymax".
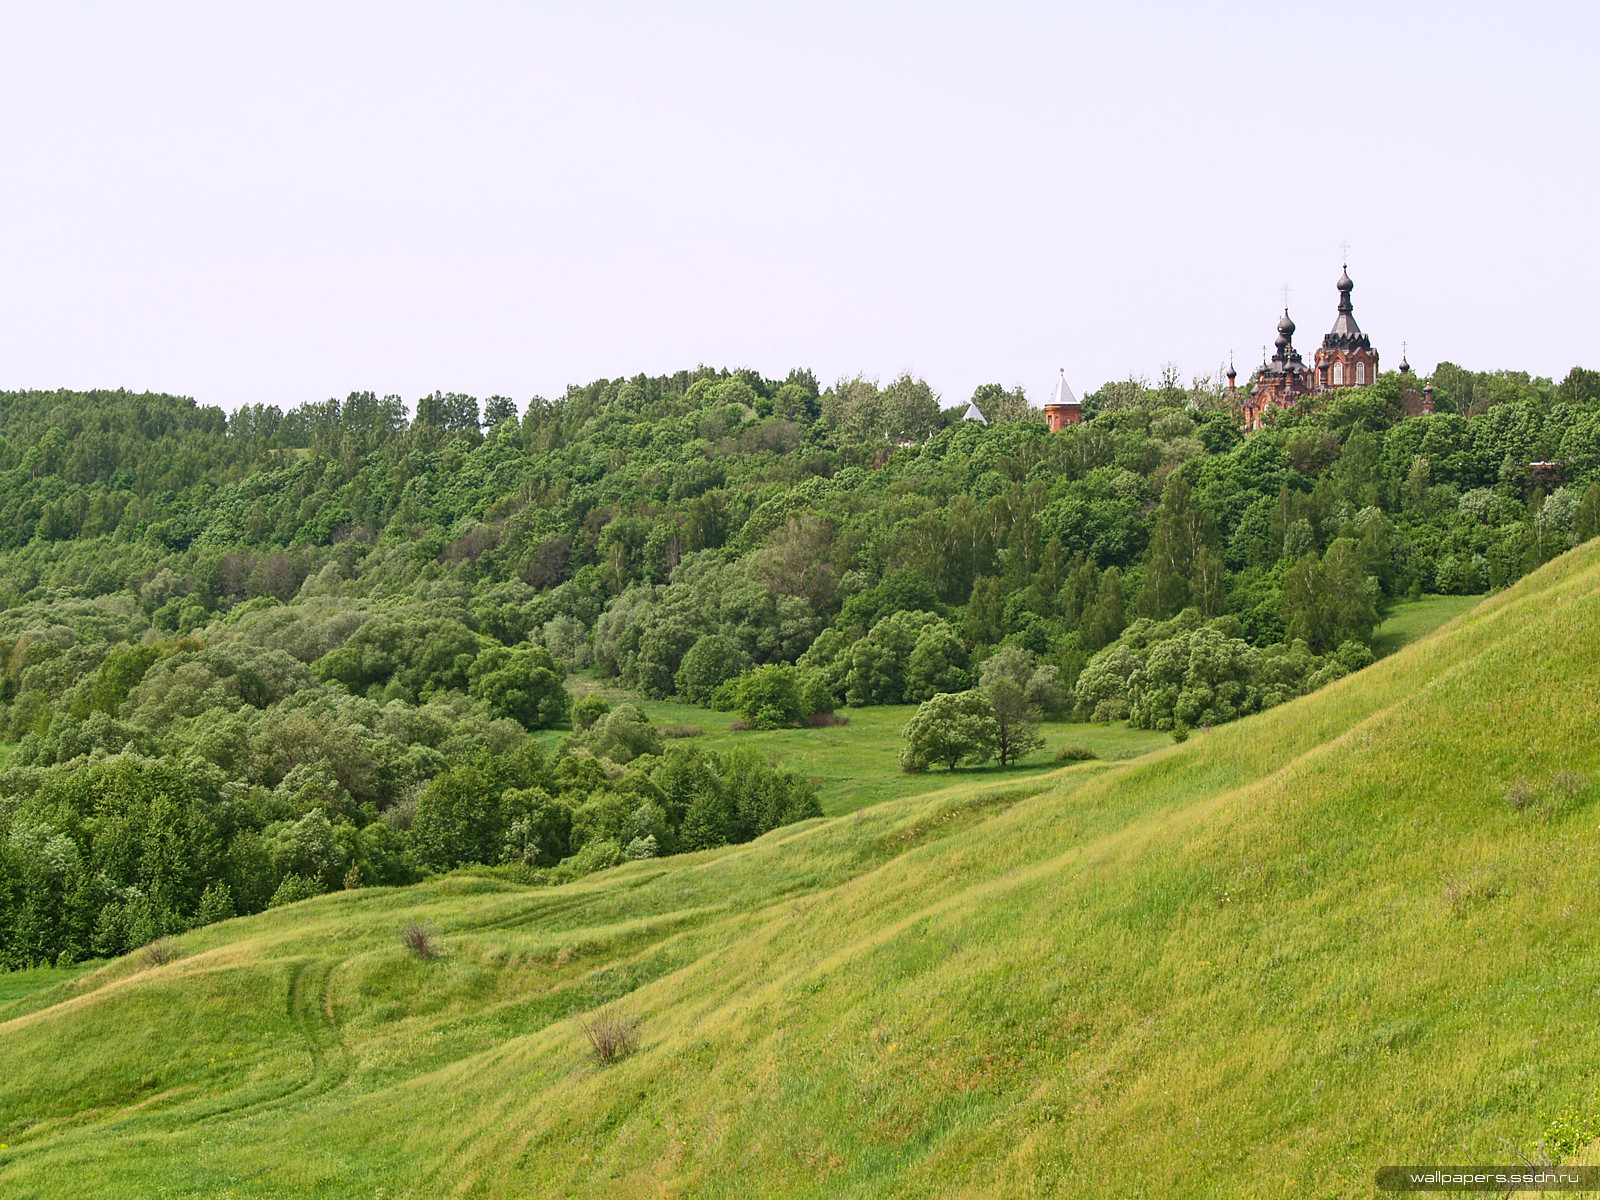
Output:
[{"xmin": 0, "ymin": 1, "xmax": 1595, "ymax": 414}]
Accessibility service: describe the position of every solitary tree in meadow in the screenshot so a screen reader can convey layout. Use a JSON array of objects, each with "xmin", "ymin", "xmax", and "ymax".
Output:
[{"xmin": 900, "ymin": 690, "xmax": 1000, "ymax": 772}]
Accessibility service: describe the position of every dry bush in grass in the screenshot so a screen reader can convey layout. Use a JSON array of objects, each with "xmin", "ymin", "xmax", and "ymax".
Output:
[
  {"xmin": 399, "ymin": 920, "xmax": 440, "ymax": 960},
  {"xmin": 143, "ymin": 939, "xmax": 181, "ymax": 967},
  {"xmin": 578, "ymin": 1004, "xmax": 642, "ymax": 1064},
  {"xmin": 1444, "ymin": 874, "xmax": 1502, "ymax": 916},
  {"xmin": 807, "ymin": 712, "xmax": 849, "ymax": 728},
  {"xmin": 1507, "ymin": 772, "xmax": 1592, "ymax": 820},
  {"xmin": 1505, "ymin": 776, "xmax": 1538, "ymax": 813},
  {"xmin": 1055, "ymin": 743, "xmax": 1098, "ymax": 762},
  {"xmin": 659, "ymin": 724, "xmax": 704, "ymax": 738},
  {"xmin": 1552, "ymin": 770, "xmax": 1591, "ymax": 802}
]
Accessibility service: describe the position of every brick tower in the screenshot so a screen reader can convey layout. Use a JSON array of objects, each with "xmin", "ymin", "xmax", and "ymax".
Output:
[
  {"xmin": 1313, "ymin": 266, "xmax": 1379, "ymax": 389},
  {"xmin": 1043, "ymin": 368, "xmax": 1082, "ymax": 431}
]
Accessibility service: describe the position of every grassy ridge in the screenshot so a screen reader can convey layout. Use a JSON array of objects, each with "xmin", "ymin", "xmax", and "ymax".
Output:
[{"xmin": 3, "ymin": 549, "xmax": 1600, "ymax": 1196}]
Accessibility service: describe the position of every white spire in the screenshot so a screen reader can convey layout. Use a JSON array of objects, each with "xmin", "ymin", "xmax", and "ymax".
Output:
[{"xmin": 1051, "ymin": 367, "xmax": 1078, "ymax": 407}]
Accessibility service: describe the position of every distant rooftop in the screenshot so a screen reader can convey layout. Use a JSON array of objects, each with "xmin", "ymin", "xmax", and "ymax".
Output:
[{"xmin": 1049, "ymin": 368, "xmax": 1078, "ymax": 408}]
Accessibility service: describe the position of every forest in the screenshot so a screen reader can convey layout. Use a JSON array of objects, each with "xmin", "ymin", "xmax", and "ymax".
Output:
[{"xmin": 1, "ymin": 358, "xmax": 1598, "ymax": 968}]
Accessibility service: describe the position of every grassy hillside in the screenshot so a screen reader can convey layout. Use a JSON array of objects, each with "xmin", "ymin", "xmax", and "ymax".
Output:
[
  {"xmin": 1370, "ymin": 592, "xmax": 1484, "ymax": 659},
  {"xmin": 5, "ymin": 544, "xmax": 1600, "ymax": 1197}
]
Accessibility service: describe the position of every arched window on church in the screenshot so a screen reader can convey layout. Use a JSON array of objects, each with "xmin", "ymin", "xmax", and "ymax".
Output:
[
  {"xmin": 1333, "ymin": 362, "xmax": 1344, "ymax": 385},
  {"xmin": 1356, "ymin": 361, "xmax": 1366, "ymax": 384}
]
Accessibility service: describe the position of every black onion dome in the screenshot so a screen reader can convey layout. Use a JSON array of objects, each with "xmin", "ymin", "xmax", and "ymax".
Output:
[
  {"xmin": 1277, "ymin": 310, "xmax": 1296, "ymax": 338},
  {"xmin": 1327, "ymin": 267, "xmax": 1363, "ymax": 338}
]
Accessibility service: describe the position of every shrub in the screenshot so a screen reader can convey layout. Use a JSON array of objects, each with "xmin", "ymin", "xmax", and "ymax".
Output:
[
  {"xmin": 1554, "ymin": 770, "xmax": 1592, "ymax": 801},
  {"xmin": 577, "ymin": 703, "xmax": 662, "ymax": 764},
  {"xmin": 807, "ymin": 711, "xmax": 849, "ymax": 727},
  {"xmin": 718, "ymin": 745, "xmax": 822, "ymax": 839},
  {"xmin": 143, "ymin": 938, "xmax": 181, "ymax": 967},
  {"xmin": 733, "ymin": 664, "xmax": 806, "ymax": 729},
  {"xmin": 195, "ymin": 882, "xmax": 236, "ymax": 925},
  {"xmin": 674, "ymin": 634, "xmax": 752, "ymax": 704},
  {"xmin": 1075, "ymin": 644, "xmax": 1141, "ymax": 722},
  {"xmin": 399, "ymin": 920, "xmax": 440, "ymax": 960},
  {"xmin": 577, "ymin": 1003, "xmax": 642, "ymax": 1064},
  {"xmin": 547, "ymin": 838, "xmax": 627, "ymax": 883},
  {"xmin": 267, "ymin": 872, "xmax": 324, "ymax": 908},
  {"xmin": 570, "ymin": 694, "xmax": 612, "ymax": 733},
  {"xmin": 1505, "ymin": 776, "xmax": 1538, "ymax": 812},
  {"xmin": 1545, "ymin": 1099, "xmax": 1600, "ymax": 1157},
  {"xmin": 1333, "ymin": 640, "xmax": 1376, "ymax": 673},
  {"xmin": 467, "ymin": 644, "xmax": 569, "ymax": 730},
  {"xmin": 1054, "ymin": 743, "xmax": 1097, "ymax": 762},
  {"xmin": 798, "ymin": 670, "xmax": 838, "ymax": 718},
  {"xmin": 659, "ymin": 724, "xmax": 703, "ymax": 738},
  {"xmin": 1506, "ymin": 771, "xmax": 1592, "ymax": 820}
]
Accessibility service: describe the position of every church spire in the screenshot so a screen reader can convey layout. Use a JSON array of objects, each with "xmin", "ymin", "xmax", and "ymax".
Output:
[{"xmin": 1329, "ymin": 264, "xmax": 1362, "ymax": 337}]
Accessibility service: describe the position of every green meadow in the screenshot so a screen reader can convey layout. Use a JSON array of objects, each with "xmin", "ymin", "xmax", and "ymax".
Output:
[
  {"xmin": 538, "ymin": 590, "xmax": 1471, "ymax": 818},
  {"xmin": 3, "ymin": 551, "xmax": 1599, "ymax": 1197},
  {"xmin": 544, "ymin": 682, "xmax": 1171, "ymax": 814}
]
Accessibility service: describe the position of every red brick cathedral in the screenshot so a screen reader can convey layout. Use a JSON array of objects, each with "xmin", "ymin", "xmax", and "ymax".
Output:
[{"xmin": 1233, "ymin": 267, "xmax": 1383, "ymax": 430}]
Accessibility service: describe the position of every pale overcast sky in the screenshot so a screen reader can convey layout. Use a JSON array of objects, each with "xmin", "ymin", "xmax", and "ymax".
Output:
[{"xmin": 0, "ymin": 2, "xmax": 1595, "ymax": 413}]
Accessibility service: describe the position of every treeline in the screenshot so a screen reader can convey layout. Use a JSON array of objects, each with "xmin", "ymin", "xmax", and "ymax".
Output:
[
  {"xmin": 1, "ymin": 361, "xmax": 1599, "ymax": 967},
  {"xmin": 0, "ymin": 600, "xmax": 821, "ymax": 967}
]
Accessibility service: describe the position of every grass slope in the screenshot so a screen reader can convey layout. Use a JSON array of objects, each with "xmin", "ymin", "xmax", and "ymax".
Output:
[
  {"xmin": 6, "ymin": 550, "xmax": 1600, "ymax": 1197},
  {"xmin": 1371, "ymin": 592, "xmax": 1484, "ymax": 659}
]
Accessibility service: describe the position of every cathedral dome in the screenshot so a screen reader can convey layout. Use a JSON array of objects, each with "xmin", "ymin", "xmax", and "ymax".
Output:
[{"xmin": 1277, "ymin": 311, "xmax": 1296, "ymax": 339}]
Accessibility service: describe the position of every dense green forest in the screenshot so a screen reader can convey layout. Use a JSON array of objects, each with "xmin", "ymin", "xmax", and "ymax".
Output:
[{"xmin": 1, "ymin": 360, "xmax": 1598, "ymax": 969}]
